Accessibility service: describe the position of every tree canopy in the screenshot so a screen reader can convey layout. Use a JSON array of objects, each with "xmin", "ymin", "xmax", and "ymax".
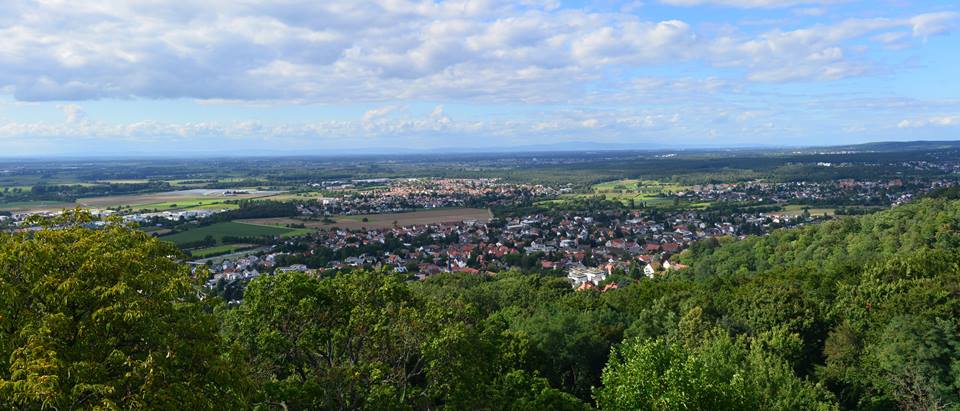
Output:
[{"xmin": 0, "ymin": 214, "xmax": 246, "ymax": 409}]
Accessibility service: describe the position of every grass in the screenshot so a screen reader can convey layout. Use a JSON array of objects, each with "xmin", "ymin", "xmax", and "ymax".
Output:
[
  {"xmin": 281, "ymin": 227, "xmax": 317, "ymax": 237},
  {"xmin": 592, "ymin": 179, "xmax": 690, "ymax": 194},
  {"xmin": 543, "ymin": 179, "xmax": 705, "ymax": 210},
  {"xmin": 129, "ymin": 200, "xmax": 240, "ymax": 212},
  {"xmin": 0, "ymin": 200, "xmax": 76, "ymax": 211},
  {"xmin": 189, "ymin": 244, "xmax": 258, "ymax": 258},
  {"xmin": 260, "ymin": 191, "xmax": 325, "ymax": 201},
  {"xmin": 75, "ymin": 190, "xmax": 281, "ymax": 210},
  {"xmin": 2, "ymin": 186, "xmax": 281, "ymax": 212},
  {"xmin": 187, "ymin": 202, "xmax": 241, "ymax": 211},
  {"xmin": 241, "ymin": 208, "xmax": 492, "ymax": 231},
  {"xmin": 159, "ymin": 222, "xmax": 305, "ymax": 246},
  {"xmin": 689, "ymin": 201, "xmax": 713, "ymax": 210}
]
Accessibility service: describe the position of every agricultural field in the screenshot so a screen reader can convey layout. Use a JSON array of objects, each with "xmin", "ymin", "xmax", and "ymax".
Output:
[
  {"xmin": 0, "ymin": 188, "xmax": 285, "ymax": 212},
  {"xmin": 259, "ymin": 191, "xmax": 326, "ymax": 201},
  {"xmin": 0, "ymin": 200, "xmax": 76, "ymax": 211},
  {"xmin": 128, "ymin": 199, "xmax": 241, "ymax": 212},
  {"xmin": 159, "ymin": 221, "xmax": 313, "ymax": 246},
  {"xmin": 548, "ymin": 179, "xmax": 701, "ymax": 209},
  {"xmin": 188, "ymin": 244, "xmax": 258, "ymax": 258},
  {"xmin": 77, "ymin": 189, "xmax": 283, "ymax": 209},
  {"xmin": 240, "ymin": 207, "xmax": 492, "ymax": 230},
  {"xmin": 140, "ymin": 226, "xmax": 173, "ymax": 236},
  {"xmin": 592, "ymin": 179, "xmax": 689, "ymax": 194}
]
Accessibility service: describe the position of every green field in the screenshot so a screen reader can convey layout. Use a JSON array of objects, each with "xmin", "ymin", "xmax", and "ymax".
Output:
[
  {"xmin": 188, "ymin": 244, "xmax": 258, "ymax": 258},
  {"xmin": 261, "ymin": 191, "xmax": 325, "ymax": 201},
  {"xmin": 548, "ymin": 179, "xmax": 699, "ymax": 209},
  {"xmin": 129, "ymin": 199, "xmax": 241, "ymax": 212},
  {"xmin": 159, "ymin": 222, "xmax": 310, "ymax": 246},
  {"xmin": 593, "ymin": 179, "xmax": 690, "ymax": 194},
  {"xmin": 0, "ymin": 200, "xmax": 75, "ymax": 211}
]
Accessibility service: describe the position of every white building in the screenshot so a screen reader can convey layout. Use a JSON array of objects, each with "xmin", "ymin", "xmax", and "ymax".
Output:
[{"xmin": 566, "ymin": 266, "xmax": 607, "ymax": 288}]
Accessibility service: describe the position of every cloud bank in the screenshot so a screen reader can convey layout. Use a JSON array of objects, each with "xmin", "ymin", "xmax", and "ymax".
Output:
[{"xmin": 0, "ymin": 1, "xmax": 954, "ymax": 103}]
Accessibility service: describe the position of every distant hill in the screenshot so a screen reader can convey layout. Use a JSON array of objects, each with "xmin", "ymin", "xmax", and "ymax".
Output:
[{"xmin": 805, "ymin": 140, "xmax": 960, "ymax": 153}]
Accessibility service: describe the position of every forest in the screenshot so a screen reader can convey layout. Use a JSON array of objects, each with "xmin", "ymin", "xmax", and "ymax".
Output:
[{"xmin": 2, "ymin": 198, "xmax": 960, "ymax": 409}]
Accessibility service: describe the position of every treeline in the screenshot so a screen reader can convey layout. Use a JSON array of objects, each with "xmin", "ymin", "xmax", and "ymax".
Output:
[
  {"xmin": 4, "ymin": 200, "xmax": 960, "ymax": 409},
  {"xmin": 701, "ymin": 201, "xmax": 782, "ymax": 214},
  {"xmin": 179, "ymin": 234, "xmax": 217, "ymax": 249},
  {"xmin": 0, "ymin": 181, "xmax": 172, "ymax": 202},
  {"xmin": 204, "ymin": 200, "xmax": 299, "ymax": 223},
  {"xmin": 221, "ymin": 235, "xmax": 275, "ymax": 245},
  {"xmin": 203, "ymin": 180, "xmax": 270, "ymax": 189}
]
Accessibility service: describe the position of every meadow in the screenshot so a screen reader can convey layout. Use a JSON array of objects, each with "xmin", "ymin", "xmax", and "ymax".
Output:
[
  {"xmin": 128, "ymin": 200, "xmax": 241, "ymax": 212},
  {"xmin": 188, "ymin": 243, "xmax": 259, "ymax": 258},
  {"xmin": 0, "ymin": 189, "xmax": 282, "ymax": 213},
  {"xmin": 159, "ymin": 222, "xmax": 313, "ymax": 246},
  {"xmin": 544, "ymin": 179, "xmax": 702, "ymax": 209},
  {"xmin": 240, "ymin": 207, "xmax": 492, "ymax": 230},
  {"xmin": 0, "ymin": 200, "xmax": 76, "ymax": 211}
]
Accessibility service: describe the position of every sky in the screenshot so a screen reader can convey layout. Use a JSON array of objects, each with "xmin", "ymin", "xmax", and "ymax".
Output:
[{"xmin": 0, "ymin": 0, "xmax": 957, "ymax": 156}]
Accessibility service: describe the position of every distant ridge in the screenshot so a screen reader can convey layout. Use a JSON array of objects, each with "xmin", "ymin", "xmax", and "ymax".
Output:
[
  {"xmin": 3, "ymin": 139, "xmax": 960, "ymax": 160},
  {"xmin": 819, "ymin": 140, "xmax": 960, "ymax": 152}
]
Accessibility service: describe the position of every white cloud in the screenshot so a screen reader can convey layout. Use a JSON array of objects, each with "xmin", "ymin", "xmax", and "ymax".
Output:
[
  {"xmin": 362, "ymin": 105, "xmax": 403, "ymax": 121},
  {"xmin": 2, "ymin": 94, "xmax": 959, "ymax": 153},
  {"xmin": 898, "ymin": 116, "xmax": 959, "ymax": 128},
  {"xmin": 909, "ymin": 12, "xmax": 960, "ymax": 39},
  {"xmin": 57, "ymin": 103, "xmax": 85, "ymax": 123},
  {"xmin": 658, "ymin": 0, "xmax": 839, "ymax": 8},
  {"xmin": 705, "ymin": 14, "xmax": 960, "ymax": 82},
  {"xmin": 0, "ymin": 1, "xmax": 952, "ymax": 104},
  {"xmin": 793, "ymin": 7, "xmax": 826, "ymax": 16}
]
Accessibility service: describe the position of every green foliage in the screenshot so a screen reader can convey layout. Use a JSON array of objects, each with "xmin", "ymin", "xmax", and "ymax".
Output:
[
  {"xmin": 219, "ymin": 269, "xmax": 599, "ymax": 409},
  {"xmin": 0, "ymin": 213, "xmax": 245, "ymax": 409},
  {"xmin": 490, "ymin": 370, "xmax": 592, "ymax": 411},
  {"xmin": 594, "ymin": 333, "xmax": 837, "ymax": 411},
  {"xmin": 677, "ymin": 199, "xmax": 960, "ymax": 410},
  {"xmin": 685, "ymin": 198, "xmax": 960, "ymax": 280},
  {"xmin": 223, "ymin": 270, "xmax": 439, "ymax": 409}
]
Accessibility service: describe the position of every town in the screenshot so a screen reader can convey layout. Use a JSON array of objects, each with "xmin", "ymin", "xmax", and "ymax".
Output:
[
  {"xmin": 4, "ymin": 156, "xmax": 960, "ymax": 302},
  {"xmin": 194, "ymin": 174, "xmax": 956, "ymax": 298}
]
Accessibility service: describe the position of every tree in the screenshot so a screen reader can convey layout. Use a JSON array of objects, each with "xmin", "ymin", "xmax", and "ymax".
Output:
[
  {"xmin": 488, "ymin": 370, "xmax": 591, "ymax": 411},
  {"xmin": 0, "ymin": 213, "xmax": 245, "ymax": 409},
  {"xmin": 510, "ymin": 305, "xmax": 621, "ymax": 400},
  {"xmin": 868, "ymin": 316, "xmax": 960, "ymax": 410},
  {"xmin": 594, "ymin": 333, "xmax": 838, "ymax": 411},
  {"xmin": 223, "ymin": 270, "xmax": 444, "ymax": 409}
]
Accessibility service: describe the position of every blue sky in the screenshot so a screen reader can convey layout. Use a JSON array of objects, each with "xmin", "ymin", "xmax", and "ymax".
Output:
[{"xmin": 0, "ymin": 0, "xmax": 957, "ymax": 156}]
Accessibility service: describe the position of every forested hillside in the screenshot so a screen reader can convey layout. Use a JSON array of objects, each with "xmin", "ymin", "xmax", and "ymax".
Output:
[{"xmin": 3, "ymin": 200, "xmax": 960, "ymax": 409}]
